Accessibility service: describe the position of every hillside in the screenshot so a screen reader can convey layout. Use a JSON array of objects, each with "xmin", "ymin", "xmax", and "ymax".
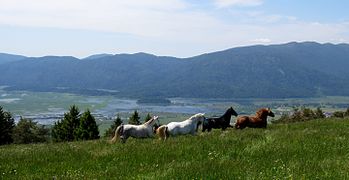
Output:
[
  {"xmin": 1, "ymin": 118, "xmax": 349, "ymax": 179},
  {"xmin": 0, "ymin": 42, "xmax": 349, "ymax": 98}
]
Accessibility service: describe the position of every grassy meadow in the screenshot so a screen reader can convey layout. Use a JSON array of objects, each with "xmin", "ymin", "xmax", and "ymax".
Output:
[{"xmin": 1, "ymin": 118, "xmax": 349, "ymax": 179}]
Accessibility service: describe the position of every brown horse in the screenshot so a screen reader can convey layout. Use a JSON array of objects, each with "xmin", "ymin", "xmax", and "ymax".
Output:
[{"xmin": 235, "ymin": 108, "xmax": 274, "ymax": 129}]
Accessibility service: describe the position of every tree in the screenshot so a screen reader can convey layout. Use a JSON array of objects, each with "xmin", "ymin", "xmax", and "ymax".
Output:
[
  {"xmin": 104, "ymin": 114, "xmax": 123, "ymax": 138},
  {"xmin": 128, "ymin": 110, "xmax": 140, "ymax": 125},
  {"xmin": 52, "ymin": 105, "xmax": 80, "ymax": 142},
  {"xmin": 0, "ymin": 106, "xmax": 15, "ymax": 145},
  {"xmin": 12, "ymin": 117, "xmax": 50, "ymax": 144},
  {"xmin": 314, "ymin": 107, "xmax": 325, "ymax": 119},
  {"xmin": 76, "ymin": 110, "xmax": 99, "ymax": 140},
  {"xmin": 144, "ymin": 113, "xmax": 152, "ymax": 123},
  {"xmin": 51, "ymin": 119, "xmax": 66, "ymax": 142},
  {"xmin": 333, "ymin": 111, "xmax": 345, "ymax": 118}
]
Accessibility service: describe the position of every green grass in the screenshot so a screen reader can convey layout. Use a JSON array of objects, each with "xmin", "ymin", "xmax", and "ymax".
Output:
[{"xmin": 1, "ymin": 118, "xmax": 349, "ymax": 179}]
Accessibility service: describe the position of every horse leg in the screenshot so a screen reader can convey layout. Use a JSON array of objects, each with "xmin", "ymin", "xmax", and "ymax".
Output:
[
  {"xmin": 202, "ymin": 125, "xmax": 207, "ymax": 132},
  {"xmin": 262, "ymin": 123, "xmax": 267, "ymax": 128},
  {"xmin": 121, "ymin": 135, "xmax": 128, "ymax": 143},
  {"xmin": 235, "ymin": 123, "xmax": 242, "ymax": 129},
  {"xmin": 165, "ymin": 127, "xmax": 169, "ymax": 140}
]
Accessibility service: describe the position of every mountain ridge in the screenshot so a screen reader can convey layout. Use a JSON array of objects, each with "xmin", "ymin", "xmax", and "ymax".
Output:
[{"xmin": 1, "ymin": 42, "xmax": 348, "ymax": 98}]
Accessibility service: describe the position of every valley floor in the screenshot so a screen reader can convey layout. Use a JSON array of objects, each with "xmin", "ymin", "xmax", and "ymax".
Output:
[{"xmin": 1, "ymin": 118, "xmax": 349, "ymax": 179}]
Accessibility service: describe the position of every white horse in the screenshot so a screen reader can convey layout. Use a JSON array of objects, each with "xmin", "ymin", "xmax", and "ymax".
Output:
[
  {"xmin": 110, "ymin": 116, "xmax": 159, "ymax": 143},
  {"xmin": 156, "ymin": 113, "xmax": 205, "ymax": 140}
]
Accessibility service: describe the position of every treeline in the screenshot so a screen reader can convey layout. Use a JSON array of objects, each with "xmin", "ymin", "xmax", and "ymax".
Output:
[
  {"xmin": 0, "ymin": 105, "xmax": 156, "ymax": 145},
  {"xmin": 1, "ymin": 107, "xmax": 50, "ymax": 145},
  {"xmin": 274, "ymin": 107, "xmax": 349, "ymax": 124},
  {"xmin": 0, "ymin": 105, "xmax": 100, "ymax": 145}
]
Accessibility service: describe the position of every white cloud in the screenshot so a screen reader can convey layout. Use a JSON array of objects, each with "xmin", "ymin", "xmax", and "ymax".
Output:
[
  {"xmin": 214, "ymin": 0, "xmax": 263, "ymax": 8},
  {"xmin": 0, "ymin": 0, "xmax": 207, "ymax": 39},
  {"xmin": 0, "ymin": 0, "xmax": 348, "ymax": 57}
]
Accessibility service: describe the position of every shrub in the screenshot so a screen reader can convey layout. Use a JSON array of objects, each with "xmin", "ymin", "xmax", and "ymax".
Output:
[
  {"xmin": 12, "ymin": 117, "xmax": 50, "ymax": 144},
  {"xmin": 274, "ymin": 107, "xmax": 325, "ymax": 124},
  {"xmin": 332, "ymin": 111, "xmax": 345, "ymax": 118}
]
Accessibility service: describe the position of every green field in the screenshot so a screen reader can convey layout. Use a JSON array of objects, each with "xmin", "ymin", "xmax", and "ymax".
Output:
[{"xmin": 1, "ymin": 118, "xmax": 349, "ymax": 179}]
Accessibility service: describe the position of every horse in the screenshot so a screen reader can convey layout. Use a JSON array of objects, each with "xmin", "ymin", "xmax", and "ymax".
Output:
[
  {"xmin": 156, "ymin": 113, "xmax": 205, "ymax": 140},
  {"xmin": 235, "ymin": 108, "xmax": 274, "ymax": 129},
  {"xmin": 110, "ymin": 116, "xmax": 159, "ymax": 143},
  {"xmin": 202, "ymin": 106, "xmax": 238, "ymax": 132}
]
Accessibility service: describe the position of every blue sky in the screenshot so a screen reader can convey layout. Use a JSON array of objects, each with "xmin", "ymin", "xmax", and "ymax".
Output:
[{"xmin": 0, "ymin": 0, "xmax": 348, "ymax": 58}]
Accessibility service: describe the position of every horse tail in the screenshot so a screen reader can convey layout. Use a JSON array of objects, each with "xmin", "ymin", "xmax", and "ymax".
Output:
[
  {"xmin": 156, "ymin": 125, "xmax": 168, "ymax": 140},
  {"xmin": 235, "ymin": 117, "xmax": 242, "ymax": 129},
  {"xmin": 235, "ymin": 116, "xmax": 247, "ymax": 129},
  {"xmin": 110, "ymin": 125, "xmax": 123, "ymax": 144},
  {"xmin": 165, "ymin": 126, "xmax": 169, "ymax": 139}
]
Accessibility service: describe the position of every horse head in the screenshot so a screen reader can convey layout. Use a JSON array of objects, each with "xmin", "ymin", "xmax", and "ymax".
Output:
[
  {"xmin": 145, "ymin": 116, "xmax": 159, "ymax": 126},
  {"xmin": 228, "ymin": 107, "xmax": 238, "ymax": 117},
  {"xmin": 188, "ymin": 113, "xmax": 205, "ymax": 123},
  {"xmin": 267, "ymin": 108, "xmax": 275, "ymax": 117},
  {"xmin": 256, "ymin": 108, "xmax": 275, "ymax": 119}
]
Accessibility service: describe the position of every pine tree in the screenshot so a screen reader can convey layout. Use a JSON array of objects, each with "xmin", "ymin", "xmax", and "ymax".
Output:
[
  {"xmin": 52, "ymin": 105, "xmax": 80, "ymax": 142},
  {"xmin": 144, "ymin": 113, "xmax": 152, "ymax": 123},
  {"xmin": 76, "ymin": 110, "xmax": 100, "ymax": 140},
  {"xmin": 104, "ymin": 114, "xmax": 123, "ymax": 138},
  {"xmin": 128, "ymin": 110, "xmax": 140, "ymax": 125},
  {"xmin": 0, "ymin": 106, "xmax": 15, "ymax": 145},
  {"xmin": 51, "ymin": 120, "xmax": 65, "ymax": 142}
]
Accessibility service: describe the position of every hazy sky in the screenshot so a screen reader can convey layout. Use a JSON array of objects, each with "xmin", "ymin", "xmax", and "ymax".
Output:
[{"xmin": 0, "ymin": 0, "xmax": 348, "ymax": 58}]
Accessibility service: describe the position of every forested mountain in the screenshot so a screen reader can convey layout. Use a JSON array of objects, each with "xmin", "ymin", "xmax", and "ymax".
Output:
[
  {"xmin": 0, "ymin": 53, "xmax": 27, "ymax": 64},
  {"xmin": 0, "ymin": 42, "xmax": 348, "ymax": 98}
]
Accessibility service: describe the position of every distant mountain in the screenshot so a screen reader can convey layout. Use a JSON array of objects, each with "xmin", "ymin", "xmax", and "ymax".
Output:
[
  {"xmin": 0, "ymin": 42, "xmax": 349, "ymax": 98},
  {"xmin": 0, "ymin": 53, "xmax": 27, "ymax": 64}
]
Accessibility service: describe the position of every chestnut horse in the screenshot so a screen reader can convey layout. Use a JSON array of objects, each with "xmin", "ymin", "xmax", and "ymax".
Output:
[{"xmin": 235, "ymin": 108, "xmax": 274, "ymax": 129}]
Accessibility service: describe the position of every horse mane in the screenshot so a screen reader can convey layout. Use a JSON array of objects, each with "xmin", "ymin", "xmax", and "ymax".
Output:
[
  {"xmin": 221, "ymin": 107, "xmax": 232, "ymax": 118},
  {"xmin": 189, "ymin": 113, "xmax": 205, "ymax": 120},
  {"xmin": 144, "ymin": 116, "xmax": 158, "ymax": 126},
  {"xmin": 255, "ymin": 108, "xmax": 268, "ymax": 118}
]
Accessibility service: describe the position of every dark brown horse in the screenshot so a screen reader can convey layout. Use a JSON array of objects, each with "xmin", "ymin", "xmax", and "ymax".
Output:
[{"xmin": 235, "ymin": 108, "xmax": 274, "ymax": 129}]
